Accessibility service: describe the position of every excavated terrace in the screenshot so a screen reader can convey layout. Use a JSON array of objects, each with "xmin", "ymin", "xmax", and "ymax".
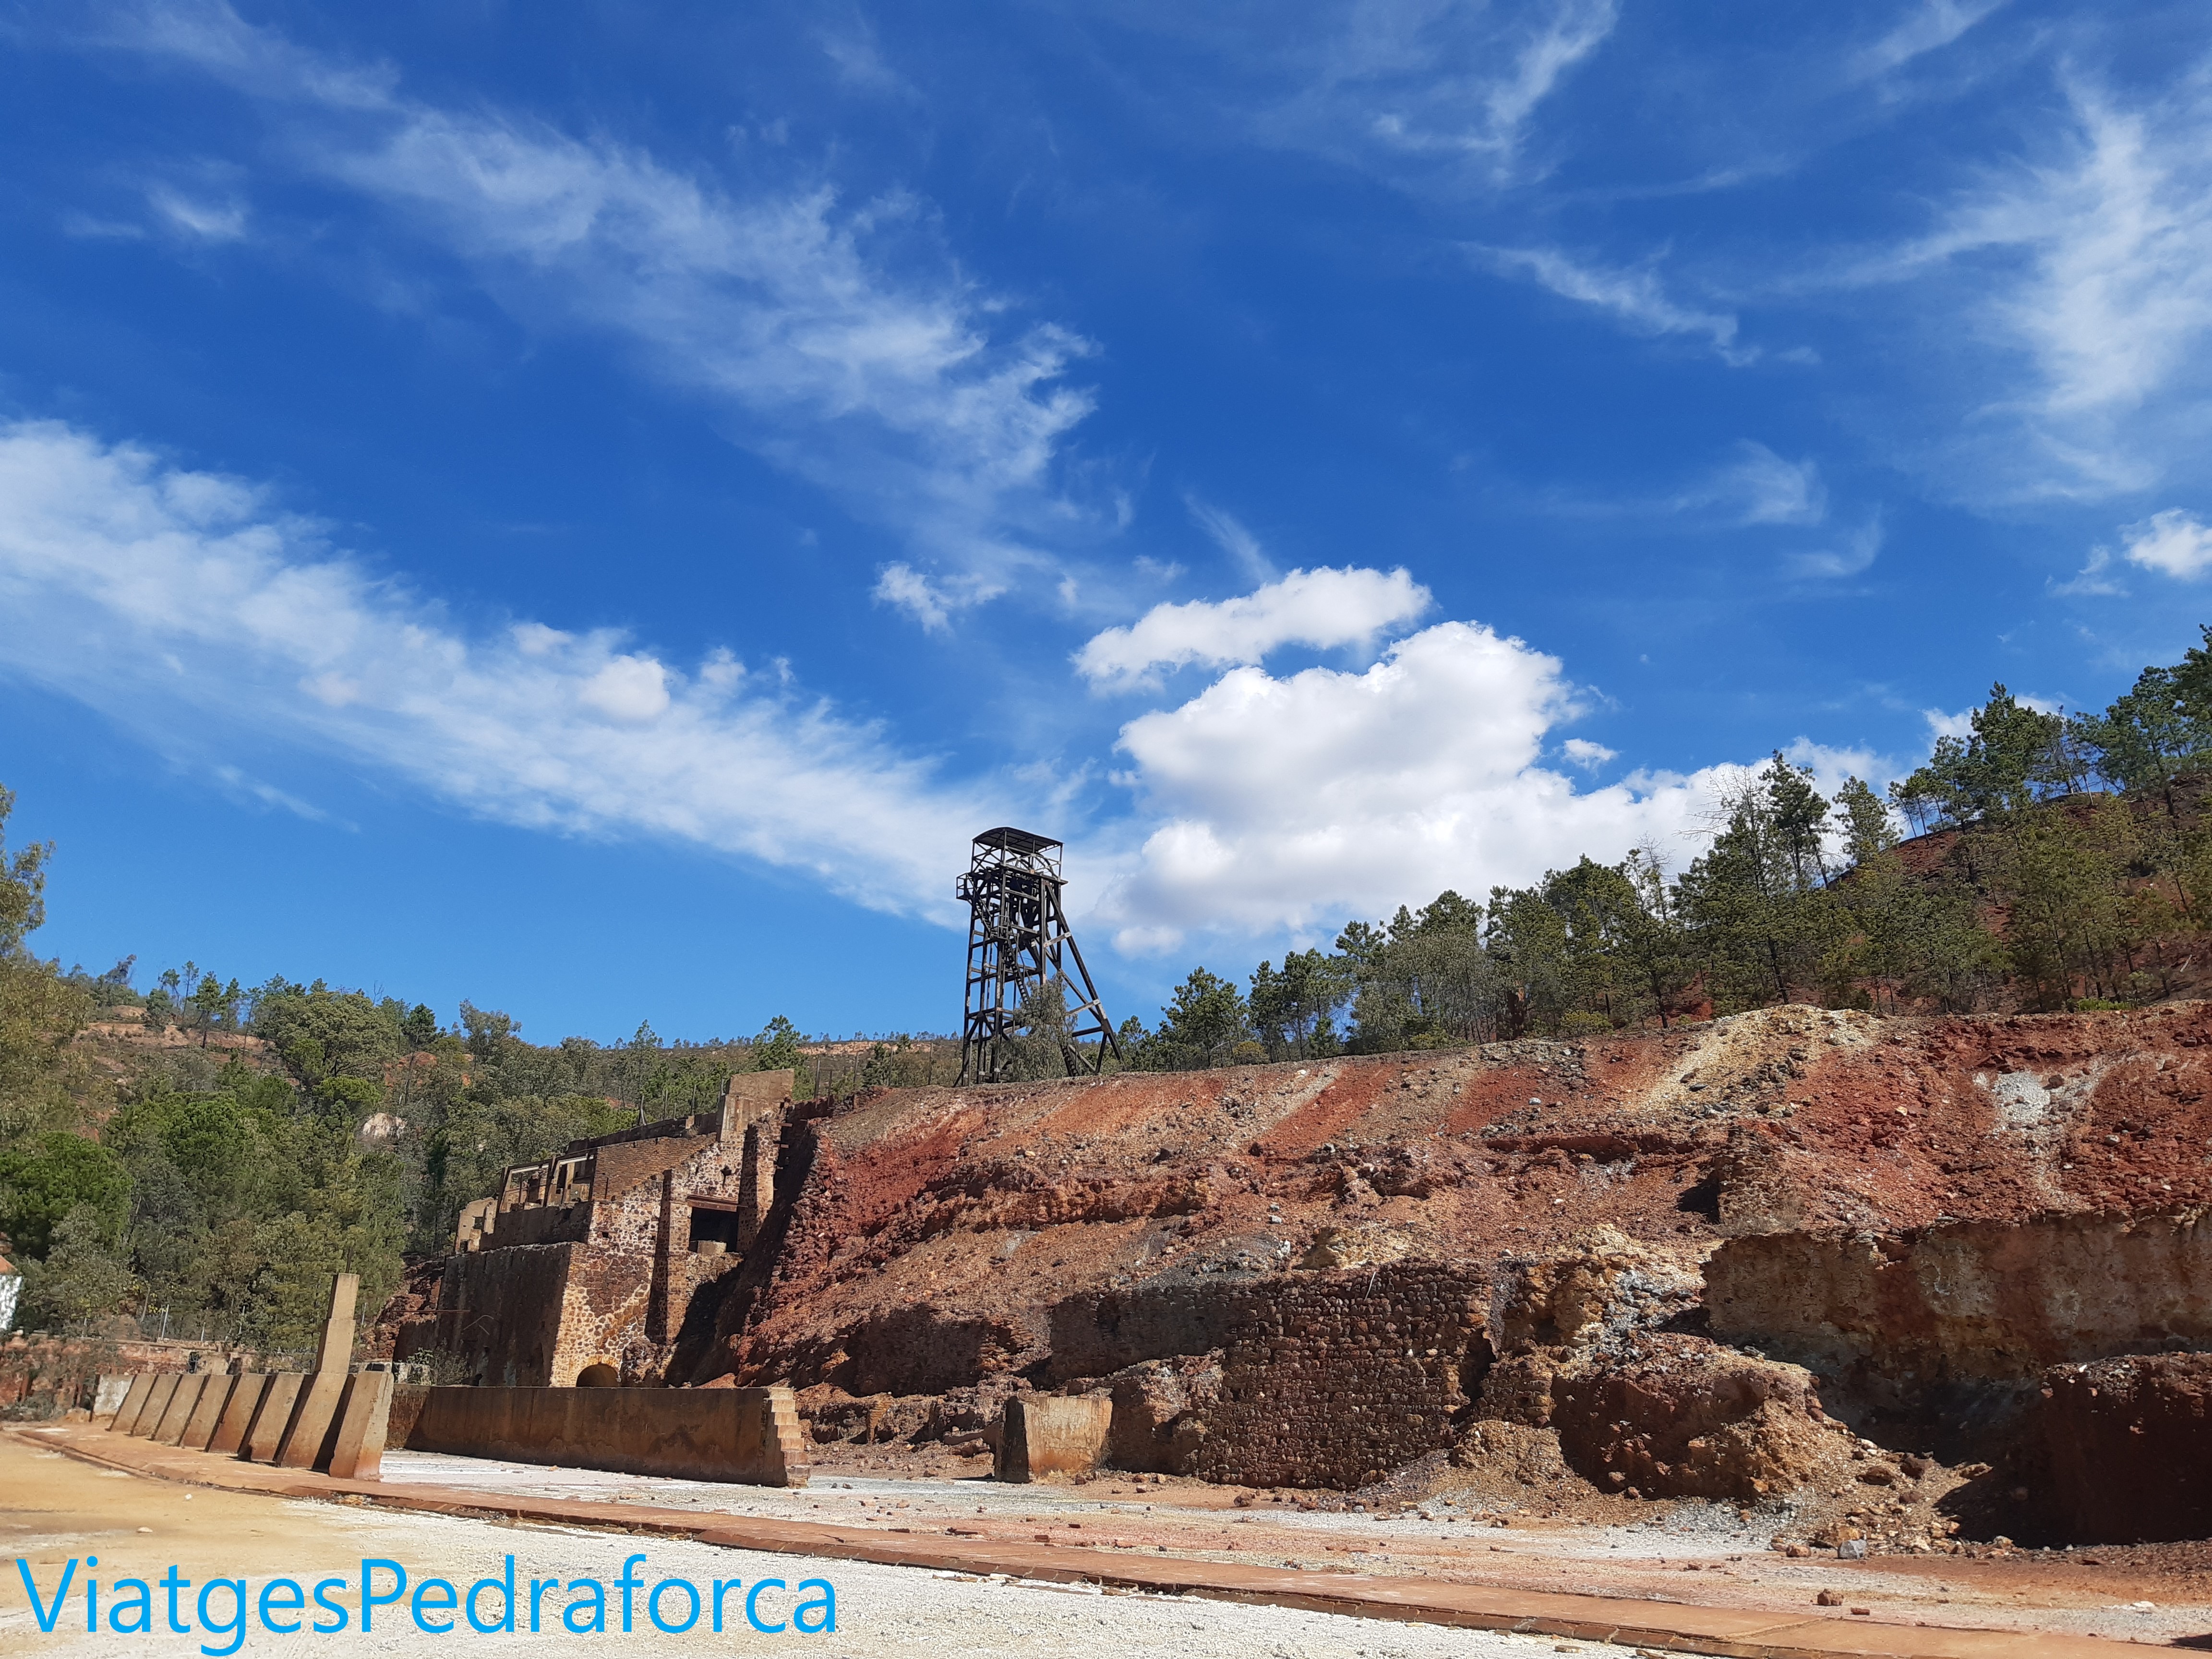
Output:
[{"xmin": 683, "ymin": 1002, "xmax": 2212, "ymax": 1550}]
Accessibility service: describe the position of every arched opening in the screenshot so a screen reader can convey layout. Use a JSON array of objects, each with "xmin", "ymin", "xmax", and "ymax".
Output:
[{"xmin": 576, "ymin": 1362, "xmax": 619, "ymax": 1388}]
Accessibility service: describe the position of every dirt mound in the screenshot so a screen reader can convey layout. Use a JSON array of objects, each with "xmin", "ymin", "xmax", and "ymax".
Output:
[{"xmin": 1548, "ymin": 1332, "xmax": 1841, "ymax": 1502}]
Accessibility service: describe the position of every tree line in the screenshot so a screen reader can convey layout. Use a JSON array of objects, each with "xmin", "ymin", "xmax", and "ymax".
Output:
[{"xmin": 1101, "ymin": 630, "xmax": 2212, "ymax": 1070}]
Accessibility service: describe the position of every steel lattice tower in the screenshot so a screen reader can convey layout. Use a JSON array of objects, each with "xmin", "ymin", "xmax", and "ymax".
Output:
[{"xmin": 957, "ymin": 827, "xmax": 1120, "ymax": 1084}]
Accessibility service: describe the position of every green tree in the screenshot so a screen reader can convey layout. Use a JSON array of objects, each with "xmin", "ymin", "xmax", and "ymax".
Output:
[
  {"xmin": 0, "ymin": 1131, "xmax": 132, "ymax": 1258},
  {"xmin": 1676, "ymin": 758, "xmax": 1842, "ymax": 1011},
  {"xmin": 750, "ymin": 1015, "xmax": 803, "ymax": 1075},
  {"xmin": 399, "ymin": 1004, "xmax": 442, "ymax": 1050},
  {"xmin": 1248, "ymin": 950, "xmax": 1353, "ymax": 1059},
  {"xmin": 1142, "ymin": 968, "xmax": 1253, "ymax": 1070},
  {"xmin": 0, "ymin": 784, "xmax": 51, "ymax": 954},
  {"xmin": 1346, "ymin": 893, "xmax": 1497, "ymax": 1049},
  {"xmin": 17, "ymin": 1204, "xmax": 141, "ymax": 1329},
  {"xmin": 1893, "ymin": 685, "xmax": 2071, "ymax": 830}
]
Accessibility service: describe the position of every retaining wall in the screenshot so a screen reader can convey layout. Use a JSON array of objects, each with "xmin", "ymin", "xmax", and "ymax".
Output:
[{"xmin": 396, "ymin": 1383, "xmax": 809, "ymax": 1487}]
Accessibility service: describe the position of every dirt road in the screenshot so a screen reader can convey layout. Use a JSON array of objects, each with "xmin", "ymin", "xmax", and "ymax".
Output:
[{"xmin": 1, "ymin": 1431, "xmax": 1576, "ymax": 1659}]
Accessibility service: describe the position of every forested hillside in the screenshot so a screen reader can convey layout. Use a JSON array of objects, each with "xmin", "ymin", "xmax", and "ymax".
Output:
[
  {"xmin": 0, "ymin": 803, "xmax": 954, "ymax": 1347},
  {"xmin": 6, "ymin": 629, "xmax": 2212, "ymax": 1342}
]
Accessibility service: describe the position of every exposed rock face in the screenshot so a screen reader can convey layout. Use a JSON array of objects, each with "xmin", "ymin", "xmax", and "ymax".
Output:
[
  {"xmin": 1548, "ymin": 1334, "xmax": 1837, "ymax": 1502},
  {"xmin": 1103, "ymin": 1356, "xmax": 1222, "ymax": 1473},
  {"xmin": 1487, "ymin": 1226, "xmax": 1703, "ymax": 1353},
  {"xmin": 1469, "ymin": 1229, "xmax": 1839, "ymax": 1502},
  {"xmin": 2039, "ymin": 1353, "xmax": 2212, "ymax": 1542},
  {"xmin": 672, "ymin": 1001, "xmax": 2212, "ymax": 1518}
]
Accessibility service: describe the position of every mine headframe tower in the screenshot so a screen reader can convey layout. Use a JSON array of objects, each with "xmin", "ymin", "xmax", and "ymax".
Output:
[{"xmin": 957, "ymin": 827, "xmax": 1121, "ymax": 1085}]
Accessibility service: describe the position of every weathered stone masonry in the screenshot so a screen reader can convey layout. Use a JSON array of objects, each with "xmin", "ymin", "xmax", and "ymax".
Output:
[{"xmin": 396, "ymin": 1071, "xmax": 792, "ymax": 1386}]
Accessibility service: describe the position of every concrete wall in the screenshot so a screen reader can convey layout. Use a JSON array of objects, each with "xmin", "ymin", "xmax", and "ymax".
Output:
[
  {"xmin": 397, "ymin": 1383, "xmax": 809, "ymax": 1487},
  {"xmin": 425, "ymin": 1242, "xmax": 578, "ymax": 1386}
]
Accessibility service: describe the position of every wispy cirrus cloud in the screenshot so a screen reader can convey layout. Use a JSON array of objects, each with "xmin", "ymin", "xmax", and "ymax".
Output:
[
  {"xmin": 1862, "ymin": 71, "xmax": 2212, "ymax": 499},
  {"xmin": 1471, "ymin": 243, "xmax": 1755, "ymax": 364},
  {"xmin": 1851, "ymin": 0, "xmax": 2009, "ymax": 82},
  {"xmin": 0, "ymin": 419, "xmax": 1002, "ymax": 916},
  {"xmin": 1100, "ymin": 0, "xmax": 1618, "ymax": 193},
  {"xmin": 90, "ymin": 0, "xmax": 1099, "ymax": 627},
  {"xmin": 1673, "ymin": 442, "xmax": 1827, "ymax": 526}
]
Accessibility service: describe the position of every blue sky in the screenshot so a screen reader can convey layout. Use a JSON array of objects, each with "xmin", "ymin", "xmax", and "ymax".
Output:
[{"xmin": 3, "ymin": 0, "xmax": 2211, "ymax": 1042}]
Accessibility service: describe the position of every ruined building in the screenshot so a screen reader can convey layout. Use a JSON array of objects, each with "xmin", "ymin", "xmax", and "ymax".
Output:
[{"xmin": 395, "ymin": 1070, "xmax": 792, "ymax": 1386}]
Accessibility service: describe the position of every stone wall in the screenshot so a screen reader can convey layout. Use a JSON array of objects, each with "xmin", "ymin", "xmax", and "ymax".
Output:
[{"xmin": 1049, "ymin": 1262, "xmax": 1488, "ymax": 1489}]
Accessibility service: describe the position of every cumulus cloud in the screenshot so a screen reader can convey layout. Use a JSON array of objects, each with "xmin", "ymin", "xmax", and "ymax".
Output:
[
  {"xmin": 1472, "ymin": 244, "xmax": 1753, "ymax": 364},
  {"xmin": 98, "ymin": 0, "xmax": 1095, "ymax": 616},
  {"xmin": 1095, "ymin": 618, "xmax": 1750, "ymax": 948},
  {"xmin": 0, "ymin": 420, "xmax": 999, "ymax": 917},
  {"xmin": 2120, "ymin": 508, "xmax": 2212, "ymax": 579},
  {"xmin": 1074, "ymin": 566, "xmax": 1432, "ymax": 690}
]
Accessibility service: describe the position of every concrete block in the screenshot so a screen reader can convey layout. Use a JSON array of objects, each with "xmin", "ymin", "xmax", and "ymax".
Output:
[
  {"xmin": 995, "ymin": 1395, "xmax": 1112, "ymax": 1483},
  {"xmin": 208, "ymin": 1374, "xmax": 270, "ymax": 1455},
  {"xmin": 275, "ymin": 1369, "xmax": 349, "ymax": 1469},
  {"xmin": 93, "ymin": 1373, "xmax": 132, "ymax": 1421},
  {"xmin": 150, "ymin": 1375, "xmax": 208, "ymax": 1446},
  {"xmin": 181, "ymin": 1375, "xmax": 238, "ymax": 1450},
  {"xmin": 401, "ymin": 1383, "xmax": 809, "ymax": 1486},
  {"xmin": 244, "ymin": 1373, "xmax": 306, "ymax": 1463},
  {"xmin": 309, "ymin": 1273, "xmax": 359, "ymax": 1373},
  {"xmin": 323, "ymin": 1369, "xmax": 394, "ymax": 1479},
  {"xmin": 132, "ymin": 1374, "xmax": 182, "ymax": 1439},
  {"xmin": 109, "ymin": 1374, "xmax": 156, "ymax": 1434}
]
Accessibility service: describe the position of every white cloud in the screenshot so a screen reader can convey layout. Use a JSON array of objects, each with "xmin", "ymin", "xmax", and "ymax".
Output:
[
  {"xmin": 1184, "ymin": 496, "xmax": 1275, "ymax": 584},
  {"xmin": 104, "ymin": 1, "xmax": 1095, "ymax": 613},
  {"xmin": 1560, "ymin": 737, "xmax": 1615, "ymax": 768},
  {"xmin": 1851, "ymin": 0, "xmax": 2008, "ymax": 81},
  {"xmin": 1787, "ymin": 516, "xmax": 1883, "ymax": 579},
  {"xmin": 146, "ymin": 185, "xmax": 248, "ymax": 241},
  {"xmin": 1325, "ymin": 0, "xmax": 1619, "ymax": 181},
  {"xmin": 2120, "ymin": 508, "xmax": 2212, "ymax": 579},
  {"xmin": 0, "ymin": 420, "xmax": 999, "ymax": 917},
  {"xmin": 1671, "ymin": 441, "xmax": 1825, "ymax": 525},
  {"xmin": 1473, "ymin": 244, "xmax": 1754, "ymax": 364},
  {"xmin": 1096, "ymin": 618, "xmax": 1751, "ymax": 947},
  {"xmin": 1111, "ymin": 0, "xmax": 1617, "ymax": 193},
  {"xmin": 1074, "ymin": 566, "xmax": 1432, "ymax": 690},
  {"xmin": 1869, "ymin": 74, "xmax": 2212, "ymax": 496},
  {"xmin": 2051, "ymin": 543, "xmax": 2125, "ymax": 597},
  {"xmin": 1923, "ymin": 706, "xmax": 1975, "ymax": 743}
]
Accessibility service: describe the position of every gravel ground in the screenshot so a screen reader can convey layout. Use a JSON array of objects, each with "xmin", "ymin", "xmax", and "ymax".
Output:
[{"xmin": 4, "ymin": 1439, "xmax": 1575, "ymax": 1659}]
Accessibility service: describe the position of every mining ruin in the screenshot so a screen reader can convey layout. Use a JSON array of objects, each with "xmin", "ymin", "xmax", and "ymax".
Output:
[{"xmin": 381, "ymin": 996, "xmax": 2212, "ymax": 1551}]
